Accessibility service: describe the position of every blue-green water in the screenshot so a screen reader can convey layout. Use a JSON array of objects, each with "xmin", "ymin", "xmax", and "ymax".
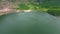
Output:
[{"xmin": 0, "ymin": 12, "xmax": 60, "ymax": 34}]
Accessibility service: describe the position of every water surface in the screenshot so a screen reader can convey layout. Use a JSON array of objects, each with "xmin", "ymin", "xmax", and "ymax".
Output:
[{"xmin": 0, "ymin": 12, "xmax": 60, "ymax": 34}]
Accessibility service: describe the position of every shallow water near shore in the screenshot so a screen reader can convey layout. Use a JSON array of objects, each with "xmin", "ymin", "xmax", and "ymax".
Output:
[{"xmin": 0, "ymin": 11, "xmax": 60, "ymax": 34}]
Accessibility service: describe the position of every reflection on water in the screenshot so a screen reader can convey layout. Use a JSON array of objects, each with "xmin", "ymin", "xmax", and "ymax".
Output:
[{"xmin": 0, "ymin": 11, "xmax": 60, "ymax": 34}]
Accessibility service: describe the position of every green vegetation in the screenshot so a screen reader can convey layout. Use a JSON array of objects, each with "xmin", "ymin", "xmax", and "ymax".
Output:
[
  {"xmin": 17, "ymin": 0, "xmax": 60, "ymax": 11},
  {"xmin": 17, "ymin": 4, "xmax": 29, "ymax": 10},
  {"xmin": 0, "ymin": 0, "xmax": 60, "ymax": 16},
  {"xmin": 16, "ymin": 0, "xmax": 60, "ymax": 16},
  {"xmin": 17, "ymin": 3, "xmax": 40, "ymax": 10},
  {"xmin": 47, "ymin": 10, "xmax": 60, "ymax": 16}
]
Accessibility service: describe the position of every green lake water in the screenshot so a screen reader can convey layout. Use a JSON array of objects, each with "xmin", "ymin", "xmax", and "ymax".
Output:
[{"xmin": 0, "ymin": 12, "xmax": 60, "ymax": 34}]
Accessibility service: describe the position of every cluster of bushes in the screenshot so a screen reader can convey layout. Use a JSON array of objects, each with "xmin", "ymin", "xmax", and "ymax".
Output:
[
  {"xmin": 17, "ymin": 3, "xmax": 40, "ymax": 10},
  {"xmin": 47, "ymin": 10, "xmax": 60, "ymax": 16},
  {"xmin": 16, "ymin": 3, "xmax": 60, "ymax": 16}
]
